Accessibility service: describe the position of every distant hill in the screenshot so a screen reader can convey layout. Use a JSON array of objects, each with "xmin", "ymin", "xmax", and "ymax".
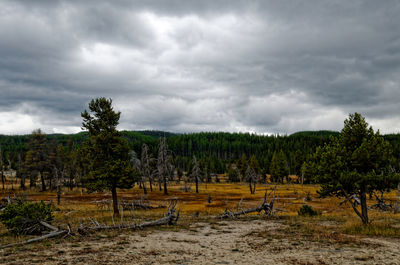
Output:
[
  {"xmin": 134, "ymin": 130, "xmax": 177, "ymax": 138},
  {"xmin": 290, "ymin": 130, "xmax": 340, "ymax": 138}
]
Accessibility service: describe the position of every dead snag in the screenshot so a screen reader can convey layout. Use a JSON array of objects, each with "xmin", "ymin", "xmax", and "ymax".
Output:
[
  {"xmin": 0, "ymin": 222, "xmax": 71, "ymax": 249},
  {"xmin": 78, "ymin": 200, "xmax": 179, "ymax": 234},
  {"xmin": 219, "ymin": 187, "xmax": 276, "ymax": 219}
]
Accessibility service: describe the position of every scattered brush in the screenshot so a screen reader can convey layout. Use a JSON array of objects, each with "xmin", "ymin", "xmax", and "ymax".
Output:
[{"xmin": 298, "ymin": 205, "xmax": 319, "ymax": 217}]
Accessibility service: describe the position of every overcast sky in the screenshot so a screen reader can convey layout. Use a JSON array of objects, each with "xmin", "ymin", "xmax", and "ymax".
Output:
[{"xmin": 1, "ymin": 0, "xmax": 400, "ymax": 135}]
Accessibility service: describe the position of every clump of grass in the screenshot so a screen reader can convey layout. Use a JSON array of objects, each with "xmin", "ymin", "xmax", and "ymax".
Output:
[
  {"xmin": 298, "ymin": 205, "xmax": 319, "ymax": 217},
  {"xmin": 344, "ymin": 222, "xmax": 400, "ymax": 237}
]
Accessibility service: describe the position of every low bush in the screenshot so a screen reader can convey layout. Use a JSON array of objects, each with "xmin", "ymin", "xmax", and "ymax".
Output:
[
  {"xmin": 0, "ymin": 198, "xmax": 53, "ymax": 235},
  {"xmin": 298, "ymin": 205, "xmax": 319, "ymax": 217}
]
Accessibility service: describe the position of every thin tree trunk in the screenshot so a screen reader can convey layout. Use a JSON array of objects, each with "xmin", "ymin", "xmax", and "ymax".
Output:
[
  {"xmin": 20, "ymin": 173, "xmax": 26, "ymax": 190},
  {"xmin": 195, "ymin": 177, "xmax": 199, "ymax": 193},
  {"xmin": 149, "ymin": 179, "xmax": 153, "ymax": 192},
  {"xmin": 163, "ymin": 176, "xmax": 168, "ymax": 195},
  {"xmin": 249, "ymin": 181, "xmax": 252, "ymax": 194},
  {"xmin": 69, "ymin": 174, "xmax": 74, "ymax": 191},
  {"xmin": 360, "ymin": 191, "xmax": 369, "ymax": 224},
  {"xmin": 143, "ymin": 180, "xmax": 147, "ymax": 195},
  {"xmin": 57, "ymin": 185, "xmax": 61, "ymax": 205},
  {"xmin": 40, "ymin": 171, "xmax": 46, "ymax": 191},
  {"xmin": 111, "ymin": 185, "xmax": 119, "ymax": 217},
  {"xmin": 1, "ymin": 170, "xmax": 4, "ymax": 190}
]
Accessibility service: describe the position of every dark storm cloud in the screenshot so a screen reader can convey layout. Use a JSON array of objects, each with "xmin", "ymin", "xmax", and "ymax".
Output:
[{"xmin": 0, "ymin": 0, "xmax": 400, "ymax": 134}]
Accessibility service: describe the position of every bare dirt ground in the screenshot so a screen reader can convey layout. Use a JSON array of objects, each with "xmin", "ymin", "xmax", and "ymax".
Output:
[{"xmin": 1, "ymin": 219, "xmax": 399, "ymax": 265}]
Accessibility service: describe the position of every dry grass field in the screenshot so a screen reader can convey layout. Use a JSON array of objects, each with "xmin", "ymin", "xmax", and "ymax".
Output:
[{"xmin": 1, "ymin": 177, "xmax": 400, "ymax": 264}]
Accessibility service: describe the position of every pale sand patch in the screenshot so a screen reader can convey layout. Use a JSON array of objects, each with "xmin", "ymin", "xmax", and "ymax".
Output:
[{"xmin": 1, "ymin": 219, "xmax": 399, "ymax": 265}]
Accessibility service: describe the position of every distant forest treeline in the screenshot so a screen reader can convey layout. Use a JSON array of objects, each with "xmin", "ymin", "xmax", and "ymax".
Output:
[{"xmin": 1, "ymin": 130, "xmax": 400, "ymax": 175}]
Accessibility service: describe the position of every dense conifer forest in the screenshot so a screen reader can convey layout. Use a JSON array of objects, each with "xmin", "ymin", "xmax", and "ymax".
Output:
[{"xmin": 1, "ymin": 130, "xmax": 400, "ymax": 179}]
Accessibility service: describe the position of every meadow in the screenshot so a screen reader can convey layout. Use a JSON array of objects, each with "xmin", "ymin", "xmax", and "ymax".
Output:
[{"xmin": 1, "ymin": 176, "xmax": 400, "ymax": 264}]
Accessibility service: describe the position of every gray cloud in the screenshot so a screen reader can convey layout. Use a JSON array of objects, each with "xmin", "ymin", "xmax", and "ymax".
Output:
[{"xmin": 0, "ymin": 0, "xmax": 400, "ymax": 135}]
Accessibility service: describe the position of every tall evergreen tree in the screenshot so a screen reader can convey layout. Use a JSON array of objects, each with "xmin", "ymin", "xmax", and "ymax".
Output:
[
  {"xmin": 270, "ymin": 150, "xmax": 289, "ymax": 183},
  {"xmin": 309, "ymin": 113, "xmax": 400, "ymax": 224},
  {"xmin": 81, "ymin": 98, "xmax": 134, "ymax": 216},
  {"xmin": 238, "ymin": 154, "xmax": 248, "ymax": 181},
  {"xmin": 24, "ymin": 129, "xmax": 51, "ymax": 191}
]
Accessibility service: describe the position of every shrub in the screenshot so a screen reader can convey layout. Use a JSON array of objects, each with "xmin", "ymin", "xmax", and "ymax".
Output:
[
  {"xmin": 298, "ymin": 205, "xmax": 319, "ymax": 217},
  {"xmin": 0, "ymin": 199, "xmax": 53, "ymax": 235}
]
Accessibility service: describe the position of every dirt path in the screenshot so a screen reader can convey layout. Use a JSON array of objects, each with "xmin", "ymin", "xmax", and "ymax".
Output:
[{"xmin": 1, "ymin": 220, "xmax": 399, "ymax": 265}]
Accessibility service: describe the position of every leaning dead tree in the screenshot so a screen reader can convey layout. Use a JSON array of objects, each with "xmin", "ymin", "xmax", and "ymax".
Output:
[
  {"xmin": 370, "ymin": 191, "xmax": 394, "ymax": 212},
  {"xmin": 0, "ymin": 221, "xmax": 72, "ymax": 249},
  {"xmin": 78, "ymin": 200, "xmax": 179, "ymax": 233},
  {"xmin": 219, "ymin": 187, "xmax": 276, "ymax": 219},
  {"xmin": 0, "ymin": 201, "xmax": 179, "ymax": 249}
]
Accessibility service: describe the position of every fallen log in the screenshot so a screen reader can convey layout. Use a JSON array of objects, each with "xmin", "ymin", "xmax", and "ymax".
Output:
[
  {"xmin": 219, "ymin": 187, "xmax": 276, "ymax": 219},
  {"xmin": 78, "ymin": 201, "xmax": 179, "ymax": 234},
  {"xmin": 0, "ymin": 222, "xmax": 68, "ymax": 249}
]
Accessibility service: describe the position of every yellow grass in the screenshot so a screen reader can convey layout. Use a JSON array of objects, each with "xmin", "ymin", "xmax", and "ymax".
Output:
[{"xmin": 1, "ymin": 178, "xmax": 400, "ymax": 246}]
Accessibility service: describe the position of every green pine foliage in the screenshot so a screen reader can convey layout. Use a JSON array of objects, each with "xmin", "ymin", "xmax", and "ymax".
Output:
[
  {"xmin": 308, "ymin": 113, "xmax": 400, "ymax": 224},
  {"xmin": 270, "ymin": 150, "xmax": 289, "ymax": 183},
  {"xmin": 0, "ymin": 199, "xmax": 53, "ymax": 235},
  {"xmin": 81, "ymin": 98, "xmax": 134, "ymax": 216},
  {"xmin": 298, "ymin": 205, "xmax": 319, "ymax": 217}
]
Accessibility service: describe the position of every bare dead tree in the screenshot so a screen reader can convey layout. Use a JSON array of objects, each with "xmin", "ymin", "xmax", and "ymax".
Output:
[
  {"xmin": 0, "ymin": 220, "xmax": 74, "ymax": 249},
  {"xmin": 190, "ymin": 155, "xmax": 201, "ymax": 193},
  {"xmin": 157, "ymin": 137, "xmax": 173, "ymax": 195},
  {"xmin": 17, "ymin": 153, "xmax": 26, "ymax": 190},
  {"xmin": 370, "ymin": 191, "xmax": 394, "ymax": 212},
  {"xmin": 141, "ymin": 144, "xmax": 153, "ymax": 193},
  {"xmin": 78, "ymin": 200, "xmax": 179, "ymax": 233},
  {"xmin": 0, "ymin": 145, "xmax": 5, "ymax": 190},
  {"xmin": 245, "ymin": 165, "xmax": 257, "ymax": 194},
  {"xmin": 130, "ymin": 150, "xmax": 146, "ymax": 193},
  {"xmin": 219, "ymin": 187, "xmax": 276, "ymax": 219}
]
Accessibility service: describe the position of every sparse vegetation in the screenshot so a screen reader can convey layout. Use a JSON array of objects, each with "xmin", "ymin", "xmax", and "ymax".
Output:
[
  {"xmin": 298, "ymin": 205, "xmax": 319, "ymax": 217},
  {"xmin": 0, "ymin": 198, "xmax": 53, "ymax": 235},
  {"xmin": 1, "ymin": 101, "xmax": 400, "ymax": 263}
]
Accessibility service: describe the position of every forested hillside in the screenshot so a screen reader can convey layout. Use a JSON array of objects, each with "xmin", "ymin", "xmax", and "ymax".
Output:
[{"xmin": 1, "ymin": 130, "xmax": 399, "ymax": 176}]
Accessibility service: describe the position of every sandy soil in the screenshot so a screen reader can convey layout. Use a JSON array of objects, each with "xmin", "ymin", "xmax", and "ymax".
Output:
[{"xmin": 1, "ymin": 219, "xmax": 399, "ymax": 265}]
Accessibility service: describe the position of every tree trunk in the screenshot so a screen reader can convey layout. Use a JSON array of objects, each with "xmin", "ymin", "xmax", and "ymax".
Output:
[
  {"xmin": 69, "ymin": 174, "xmax": 73, "ymax": 191},
  {"xmin": 111, "ymin": 185, "xmax": 119, "ymax": 217},
  {"xmin": 1, "ymin": 170, "xmax": 4, "ymax": 190},
  {"xmin": 149, "ymin": 179, "xmax": 153, "ymax": 192},
  {"xmin": 252, "ymin": 181, "xmax": 256, "ymax": 194},
  {"xmin": 195, "ymin": 177, "xmax": 199, "ymax": 193},
  {"xmin": 249, "ymin": 181, "xmax": 252, "ymax": 194},
  {"xmin": 143, "ymin": 180, "xmax": 147, "ymax": 195},
  {"xmin": 163, "ymin": 176, "xmax": 168, "ymax": 195},
  {"xmin": 40, "ymin": 171, "xmax": 46, "ymax": 191},
  {"xmin": 57, "ymin": 185, "xmax": 61, "ymax": 205},
  {"xmin": 360, "ymin": 191, "xmax": 369, "ymax": 224},
  {"xmin": 20, "ymin": 172, "xmax": 26, "ymax": 190}
]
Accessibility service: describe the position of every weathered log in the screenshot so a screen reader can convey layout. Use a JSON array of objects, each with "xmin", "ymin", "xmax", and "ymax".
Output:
[
  {"xmin": 78, "ymin": 201, "xmax": 179, "ymax": 234},
  {"xmin": 219, "ymin": 187, "xmax": 276, "ymax": 219},
  {"xmin": 0, "ymin": 222, "xmax": 67, "ymax": 249}
]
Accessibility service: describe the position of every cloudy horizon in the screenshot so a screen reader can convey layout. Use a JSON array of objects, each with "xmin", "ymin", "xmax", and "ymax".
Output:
[{"xmin": 1, "ymin": 1, "xmax": 400, "ymax": 135}]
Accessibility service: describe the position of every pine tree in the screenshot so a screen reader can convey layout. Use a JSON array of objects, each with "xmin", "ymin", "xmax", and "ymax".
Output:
[
  {"xmin": 310, "ymin": 113, "xmax": 400, "ymax": 224},
  {"xmin": 270, "ymin": 150, "xmax": 289, "ymax": 183},
  {"xmin": 24, "ymin": 129, "xmax": 51, "ymax": 191},
  {"xmin": 81, "ymin": 98, "xmax": 134, "ymax": 216}
]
